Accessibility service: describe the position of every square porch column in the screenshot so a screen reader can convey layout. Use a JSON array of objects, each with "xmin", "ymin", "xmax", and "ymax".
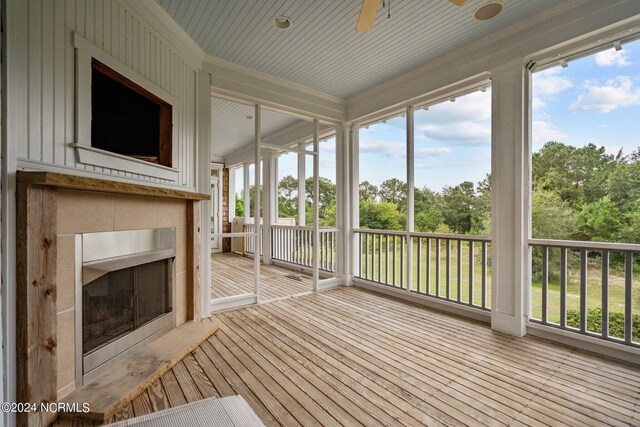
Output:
[{"xmin": 490, "ymin": 61, "xmax": 531, "ymax": 337}]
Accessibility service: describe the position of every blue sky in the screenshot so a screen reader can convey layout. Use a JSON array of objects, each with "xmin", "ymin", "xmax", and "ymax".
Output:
[{"xmin": 250, "ymin": 39, "xmax": 640, "ymax": 194}]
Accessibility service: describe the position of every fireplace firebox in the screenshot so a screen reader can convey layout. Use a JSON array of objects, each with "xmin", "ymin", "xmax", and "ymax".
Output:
[{"xmin": 76, "ymin": 228, "xmax": 176, "ymax": 384}]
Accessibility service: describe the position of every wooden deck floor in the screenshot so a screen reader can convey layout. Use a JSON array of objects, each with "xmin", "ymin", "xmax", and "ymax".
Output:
[
  {"xmin": 97, "ymin": 286, "xmax": 640, "ymax": 427},
  {"xmin": 211, "ymin": 252, "xmax": 312, "ymax": 301}
]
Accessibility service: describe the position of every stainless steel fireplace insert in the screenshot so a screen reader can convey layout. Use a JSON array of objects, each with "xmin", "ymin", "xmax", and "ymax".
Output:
[{"xmin": 75, "ymin": 228, "xmax": 176, "ymax": 384}]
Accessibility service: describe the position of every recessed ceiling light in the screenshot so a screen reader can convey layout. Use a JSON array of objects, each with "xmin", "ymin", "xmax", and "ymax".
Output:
[
  {"xmin": 272, "ymin": 15, "xmax": 292, "ymax": 30},
  {"xmin": 473, "ymin": 1, "xmax": 504, "ymax": 21}
]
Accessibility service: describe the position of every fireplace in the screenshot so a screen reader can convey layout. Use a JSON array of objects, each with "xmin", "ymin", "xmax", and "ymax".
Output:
[{"xmin": 76, "ymin": 228, "xmax": 176, "ymax": 384}]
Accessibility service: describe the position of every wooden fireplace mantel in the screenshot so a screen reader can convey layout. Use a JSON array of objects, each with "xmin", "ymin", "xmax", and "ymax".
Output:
[
  {"xmin": 17, "ymin": 171, "xmax": 210, "ymax": 200},
  {"xmin": 16, "ymin": 171, "xmax": 208, "ymax": 426}
]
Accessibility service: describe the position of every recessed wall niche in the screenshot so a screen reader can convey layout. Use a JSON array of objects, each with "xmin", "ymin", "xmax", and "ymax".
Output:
[{"xmin": 91, "ymin": 59, "xmax": 173, "ymax": 167}]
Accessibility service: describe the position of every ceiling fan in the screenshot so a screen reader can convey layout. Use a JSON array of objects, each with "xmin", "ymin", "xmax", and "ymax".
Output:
[{"xmin": 356, "ymin": 0, "xmax": 469, "ymax": 33}]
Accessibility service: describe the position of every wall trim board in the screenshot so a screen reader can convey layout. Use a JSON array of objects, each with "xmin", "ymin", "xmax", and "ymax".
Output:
[
  {"xmin": 346, "ymin": 0, "xmax": 640, "ymax": 121},
  {"xmin": 16, "ymin": 158, "xmax": 198, "ymax": 192},
  {"xmin": 72, "ymin": 145, "xmax": 179, "ymax": 181}
]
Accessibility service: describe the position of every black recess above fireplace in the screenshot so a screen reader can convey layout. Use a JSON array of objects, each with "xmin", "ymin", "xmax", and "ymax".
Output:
[{"xmin": 91, "ymin": 59, "xmax": 173, "ymax": 167}]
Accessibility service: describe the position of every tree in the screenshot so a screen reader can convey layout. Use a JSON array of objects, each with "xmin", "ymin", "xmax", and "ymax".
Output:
[
  {"xmin": 234, "ymin": 194, "xmax": 244, "ymax": 218},
  {"xmin": 304, "ymin": 177, "xmax": 336, "ymax": 225},
  {"xmin": 533, "ymin": 141, "xmax": 619, "ymax": 207},
  {"xmin": 359, "ymin": 181, "xmax": 379, "ymax": 201},
  {"xmin": 415, "ymin": 206, "xmax": 443, "ymax": 232},
  {"xmin": 278, "ymin": 175, "xmax": 298, "ymax": 219},
  {"xmin": 440, "ymin": 181, "xmax": 476, "ymax": 234},
  {"xmin": 379, "ymin": 178, "xmax": 407, "ymax": 209},
  {"xmin": 531, "ymin": 188, "xmax": 575, "ymax": 240},
  {"xmin": 607, "ymin": 161, "xmax": 640, "ymax": 212},
  {"xmin": 359, "ymin": 200, "xmax": 404, "ymax": 230},
  {"xmin": 574, "ymin": 196, "xmax": 622, "ymax": 242}
]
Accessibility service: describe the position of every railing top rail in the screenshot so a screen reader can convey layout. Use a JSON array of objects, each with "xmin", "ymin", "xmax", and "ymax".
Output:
[
  {"xmin": 529, "ymin": 238, "xmax": 640, "ymax": 252},
  {"xmin": 410, "ymin": 231, "xmax": 491, "ymax": 241},
  {"xmin": 353, "ymin": 228, "xmax": 407, "ymax": 236},
  {"xmin": 271, "ymin": 225, "xmax": 339, "ymax": 232},
  {"xmin": 354, "ymin": 228, "xmax": 491, "ymax": 241}
]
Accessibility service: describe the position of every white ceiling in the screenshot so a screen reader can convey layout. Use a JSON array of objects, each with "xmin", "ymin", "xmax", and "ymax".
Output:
[
  {"xmin": 211, "ymin": 98, "xmax": 303, "ymax": 158},
  {"xmin": 157, "ymin": 0, "xmax": 564, "ymax": 98}
]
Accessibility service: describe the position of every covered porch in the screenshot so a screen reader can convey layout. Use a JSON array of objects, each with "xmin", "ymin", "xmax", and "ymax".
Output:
[{"xmin": 90, "ymin": 286, "xmax": 639, "ymax": 426}]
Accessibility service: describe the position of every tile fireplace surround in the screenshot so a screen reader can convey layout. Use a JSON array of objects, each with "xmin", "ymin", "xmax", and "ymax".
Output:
[{"xmin": 16, "ymin": 171, "xmax": 208, "ymax": 427}]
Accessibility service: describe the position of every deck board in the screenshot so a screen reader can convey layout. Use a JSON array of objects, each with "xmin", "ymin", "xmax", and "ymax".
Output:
[
  {"xmin": 57, "ymin": 286, "xmax": 640, "ymax": 426},
  {"xmin": 211, "ymin": 252, "xmax": 312, "ymax": 301}
]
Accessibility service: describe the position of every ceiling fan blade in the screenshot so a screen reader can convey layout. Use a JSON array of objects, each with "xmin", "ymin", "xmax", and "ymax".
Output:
[
  {"xmin": 449, "ymin": 0, "xmax": 468, "ymax": 5},
  {"xmin": 356, "ymin": 0, "xmax": 379, "ymax": 33}
]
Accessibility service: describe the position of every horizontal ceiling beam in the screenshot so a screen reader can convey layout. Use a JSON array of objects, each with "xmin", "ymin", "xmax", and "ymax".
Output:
[
  {"xmin": 204, "ymin": 58, "xmax": 347, "ymax": 124},
  {"xmin": 225, "ymin": 119, "xmax": 334, "ymax": 167}
]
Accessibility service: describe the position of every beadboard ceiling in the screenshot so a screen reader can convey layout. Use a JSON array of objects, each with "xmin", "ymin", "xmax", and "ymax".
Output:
[
  {"xmin": 211, "ymin": 98, "xmax": 303, "ymax": 158},
  {"xmin": 158, "ymin": 0, "xmax": 563, "ymax": 99}
]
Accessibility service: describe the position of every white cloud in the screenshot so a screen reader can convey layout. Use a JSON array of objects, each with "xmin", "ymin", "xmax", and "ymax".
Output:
[
  {"xmin": 595, "ymin": 49, "xmax": 631, "ymax": 67},
  {"xmin": 532, "ymin": 96, "xmax": 546, "ymax": 110},
  {"xmin": 418, "ymin": 122, "xmax": 491, "ymax": 146},
  {"xmin": 570, "ymin": 76, "xmax": 640, "ymax": 113},
  {"xmin": 416, "ymin": 147, "xmax": 453, "ymax": 157},
  {"xmin": 414, "ymin": 91, "xmax": 491, "ymax": 146},
  {"xmin": 532, "ymin": 119, "xmax": 567, "ymax": 143},
  {"xmin": 534, "ymin": 67, "xmax": 573, "ymax": 95},
  {"xmin": 359, "ymin": 139, "xmax": 406, "ymax": 158},
  {"xmin": 359, "ymin": 139, "xmax": 451, "ymax": 158},
  {"xmin": 415, "ymin": 90, "xmax": 491, "ymax": 124}
]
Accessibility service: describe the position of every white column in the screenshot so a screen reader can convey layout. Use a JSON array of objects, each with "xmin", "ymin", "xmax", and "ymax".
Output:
[
  {"xmin": 254, "ymin": 105, "xmax": 262, "ymax": 302},
  {"xmin": 312, "ymin": 120, "xmax": 320, "ymax": 291},
  {"xmin": 297, "ymin": 142, "xmax": 306, "ymax": 226},
  {"xmin": 228, "ymin": 167, "xmax": 236, "ymax": 224},
  {"xmin": 335, "ymin": 124, "xmax": 349, "ymax": 281},
  {"xmin": 273, "ymin": 155, "xmax": 279, "ymax": 224},
  {"xmin": 406, "ymin": 106, "xmax": 415, "ymax": 292},
  {"xmin": 350, "ymin": 124, "xmax": 360, "ymax": 284},
  {"xmin": 196, "ymin": 70, "xmax": 212, "ymax": 317},
  {"xmin": 243, "ymin": 162, "xmax": 250, "ymax": 223},
  {"xmin": 490, "ymin": 60, "xmax": 531, "ymax": 337},
  {"xmin": 262, "ymin": 150, "xmax": 272, "ymax": 264}
]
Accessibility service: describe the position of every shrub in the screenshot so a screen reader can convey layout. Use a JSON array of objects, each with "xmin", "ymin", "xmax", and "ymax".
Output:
[{"xmin": 565, "ymin": 307, "xmax": 640, "ymax": 341}]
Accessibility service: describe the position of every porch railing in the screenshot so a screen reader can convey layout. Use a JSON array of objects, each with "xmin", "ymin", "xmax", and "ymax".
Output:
[
  {"xmin": 354, "ymin": 229, "xmax": 491, "ymax": 311},
  {"xmin": 271, "ymin": 225, "xmax": 338, "ymax": 273},
  {"xmin": 529, "ymin": 238, "xmax": 640, "ymax": 347},
  {"xmin": 243, "ymin": 224, "xmax": 262, "ymax": 256}
]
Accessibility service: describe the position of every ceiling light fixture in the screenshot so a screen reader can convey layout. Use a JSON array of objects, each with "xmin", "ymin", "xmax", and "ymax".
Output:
[
  {"xmin": 272, "ymin": 15, "xmax": 292, "ymax": 30},
  {"xmin": 473, "ymin": 1, "xmax": 504, "ymax": 21}
]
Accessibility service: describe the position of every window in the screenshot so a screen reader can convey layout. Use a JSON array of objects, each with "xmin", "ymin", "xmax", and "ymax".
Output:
[
  {"xmin": 530, "ymin": 39, "xmax": 640, "ymax": 336},
  {"xmin": 413, "ymin": 89, "xmax": 492, "ymax": 235},
  {"xmin": 358, "ymin": 114, "xmax": 407, "ymax": 231},
  {"xmin": 91, "ymin": 59, "xmax": 172, "ymax": 167}
]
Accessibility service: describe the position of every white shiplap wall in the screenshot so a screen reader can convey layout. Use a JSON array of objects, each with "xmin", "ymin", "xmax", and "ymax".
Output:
[{"xmin": 13, "ymin": 0, "xmax": 199, "ymax": 188}]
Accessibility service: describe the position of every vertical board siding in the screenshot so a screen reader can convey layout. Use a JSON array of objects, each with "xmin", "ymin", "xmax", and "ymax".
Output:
[{"xmin": 18, "ymin": 0, "xmax": 198, "ymax": 189}]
